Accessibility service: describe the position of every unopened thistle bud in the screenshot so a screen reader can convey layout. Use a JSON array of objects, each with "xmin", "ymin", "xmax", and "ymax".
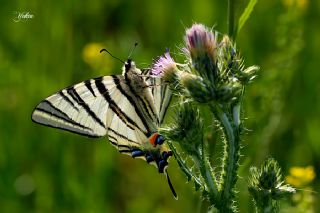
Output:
[
  {"xmin": 219, "ymin": 35, "xmax": 259, "ymax": 84},
  {"xmin": 180, "ymin": 73, "xmax": 211, "ymax": 103},
  {"xmin": 248, "ymin": 158, "xmax": 295, "ymax": 211},
  {"xmin": 160, "ymin": 103, "xmax": 203, "ymax": 155}
]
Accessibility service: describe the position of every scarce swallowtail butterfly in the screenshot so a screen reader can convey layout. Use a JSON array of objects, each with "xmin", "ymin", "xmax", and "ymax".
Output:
[{"xmin": 31, "ymin": 57, "xmax": 177, "ymax": 198}]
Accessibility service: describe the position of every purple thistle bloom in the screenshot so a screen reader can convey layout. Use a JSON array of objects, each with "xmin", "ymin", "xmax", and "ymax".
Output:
[
  {"xmin": 185, "ymin": 24, "xmax": 217, "ymax": 60},
  {"xmin": 151, "ymin": 51, "xmax": 177, "ymax": 76}
]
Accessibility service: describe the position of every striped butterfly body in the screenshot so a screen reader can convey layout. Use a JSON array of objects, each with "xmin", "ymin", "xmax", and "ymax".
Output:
[{"xmin": 32, "ymin": 59, "xmax": 176, "ymax": 198}]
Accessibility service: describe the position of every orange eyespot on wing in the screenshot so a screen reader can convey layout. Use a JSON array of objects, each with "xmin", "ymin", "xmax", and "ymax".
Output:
[{"xmin": 148, "ymin": 133, "xmax": 160, "ymax": 147}]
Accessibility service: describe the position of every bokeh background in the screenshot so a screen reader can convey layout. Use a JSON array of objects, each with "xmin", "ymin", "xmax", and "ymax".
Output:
[{"xmin": 0, "ymin": 0, "xmax": 319, "ymax": 212}]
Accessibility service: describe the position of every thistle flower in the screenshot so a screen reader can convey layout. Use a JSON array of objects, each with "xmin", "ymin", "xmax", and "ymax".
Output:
[
  {"xmin": 185, "ymin": 24, "xmax": 217, "ymax": 61},
  {"xmin": 151, "ymin": 51, "xmax": 178, "ymax": 81},
  {"xmin": 184, "ymin": 24, "xmax": 217, "ymax": 81}
]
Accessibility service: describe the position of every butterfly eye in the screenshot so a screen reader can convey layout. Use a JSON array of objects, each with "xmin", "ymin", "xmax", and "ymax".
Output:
[{"xmin": 156, "ymin": 135, "xmax": 165, "ymax": 145}]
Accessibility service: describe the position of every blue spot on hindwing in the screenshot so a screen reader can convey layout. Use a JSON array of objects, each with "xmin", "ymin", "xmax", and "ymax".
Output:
[
  {"xmin": 131, "ymin": 149, "xmax": 145, "ymax": 158},
  {"xmin": 156, "ymin": 135, "xmax": 165, "ymax": 145}
]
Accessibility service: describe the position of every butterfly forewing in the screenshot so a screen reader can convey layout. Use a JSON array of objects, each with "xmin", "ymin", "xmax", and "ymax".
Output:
[{"xmin": 31, "ymin": 72, "xmax": 163, "ymax": 144}]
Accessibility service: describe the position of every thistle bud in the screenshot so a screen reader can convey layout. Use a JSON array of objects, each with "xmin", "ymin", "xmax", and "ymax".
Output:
[
  {"xmin": 219, "ymin": 35, "xmax": 259, "ymax": 84},
  {"xmin": 248, "ymin": 158, "xmax": 295, "ymax": 211},
  {"xmin": 180, "ymin": 73, "xmax": 211, "ymax": 103},
  {"xmin": 160, "ymin": 103, "xmax": 204, "ymax": 155}
]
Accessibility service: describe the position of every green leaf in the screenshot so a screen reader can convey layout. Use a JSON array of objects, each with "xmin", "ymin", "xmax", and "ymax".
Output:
[{"xmin": 236, "ymin": 0, "xmax": 258, "ymax": 36}]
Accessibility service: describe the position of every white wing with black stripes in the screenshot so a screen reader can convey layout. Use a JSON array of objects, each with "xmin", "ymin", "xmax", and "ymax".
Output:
[{"xmin": 32, "ymin": 62, "xmax": 172, "ymax": 153}]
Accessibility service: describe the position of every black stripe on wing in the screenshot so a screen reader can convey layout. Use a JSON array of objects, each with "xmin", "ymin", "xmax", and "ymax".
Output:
[
  {"xmin": 95, "ymin": 77, "xmax": 146, "ymax": 133},
  {"xmin": 32, "ymin": 101, "xmax": 100, "ymax": 138},
  {"xmin": 111, "ymin": 75, "xmax": 152, "ymax": 134},
  {"xmin": 124, "ymin": 72, "xmax": 159, "ymax": 126},
  {"xmin": 36, "ymin": 100, "xmax": 91, "ymax": 130},
  {"xmin": 159, "ymin": 83, "xmax": 172, "ymax": 124},
  {"xmin": 108, "ymin": 128, "xmax": 141, "ymax": 145},
  {"xmin": 85, "ymin": 80, "xmax": 96, "ymax": 97},
  {"xmin": 59, "ymin": 91, "xmax": 79, "ymax": 111},
  {"xmin": 66, "ymin": 87, "xmax": 106, "ymax": 129}
]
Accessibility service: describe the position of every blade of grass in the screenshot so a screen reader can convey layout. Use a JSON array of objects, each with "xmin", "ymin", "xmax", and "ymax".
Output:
[{"xmin": 236, "ymin": 0, "xmax": 258, "ymax": 38}]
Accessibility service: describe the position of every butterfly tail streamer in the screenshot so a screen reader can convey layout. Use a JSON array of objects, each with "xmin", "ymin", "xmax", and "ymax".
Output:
[{"xmin": 165, "ymin": 170, "xmax": 178, "ymax": 200}]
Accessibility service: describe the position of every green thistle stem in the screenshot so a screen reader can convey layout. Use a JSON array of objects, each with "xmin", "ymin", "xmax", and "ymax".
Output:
[
  {"xmin": 195, "ymin": 150, "xmax": 218, "ymax": 202},
  {"xmin": 259, "ymin": 197, "xmax": 276, "ymax": 213},
  {"xmin": 167, "ymin": 142, "xmax": 203, "ymax": 189},
  {"xmin": 211, "ymin": 104, "xmax": 240, "ymax": 211},
  {"xmin": 228, "ymin": 0, "xmax": 235, "ymax": 39}
]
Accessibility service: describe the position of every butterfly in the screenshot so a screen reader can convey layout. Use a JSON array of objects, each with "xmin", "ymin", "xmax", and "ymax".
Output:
[{"xmin": 31, "ymin": 58, "xmax": 177, "ymax": 198}]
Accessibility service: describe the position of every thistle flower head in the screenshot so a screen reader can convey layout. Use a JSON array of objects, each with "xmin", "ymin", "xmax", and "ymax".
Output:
[
  {"xmin": 185, "ymin": 24, "xmax": 217, "ymax": 61},
  {"xmin": 151, "ymin": 51, "xmax": 177, "ymax": 76},
  {"xmin": 150, "ymin": 51, "xmax": 181, "ymax": 88}
]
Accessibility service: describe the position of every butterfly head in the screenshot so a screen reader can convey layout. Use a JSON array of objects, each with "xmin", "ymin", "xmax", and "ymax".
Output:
[{"xmin": 124, "ymin": 59, "xmax": 135, "ymax": 71}]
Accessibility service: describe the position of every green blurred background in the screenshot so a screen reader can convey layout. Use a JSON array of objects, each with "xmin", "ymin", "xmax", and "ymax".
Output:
[{"xmin": 1, "ymin": 0, "xmax": 319, "ymax": 212}]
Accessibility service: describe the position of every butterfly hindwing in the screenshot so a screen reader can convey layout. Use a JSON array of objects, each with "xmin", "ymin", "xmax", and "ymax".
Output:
[
  {"xmin": 31, "ymin": 77, "xmax": 115, "ymax": 137},
  {"xmin": 142, "ymin": 69, "xmax": 172, "ymax": 125},
  {"xmin": 32, "ymin": 72, "xmax": 161, "ymax": 147}
]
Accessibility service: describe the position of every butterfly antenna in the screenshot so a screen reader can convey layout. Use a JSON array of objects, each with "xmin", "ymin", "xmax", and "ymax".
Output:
[
  {"xmin": 100, "ymin": 48, "xmax": 125, "ymax": 64},
  {"xmin": 128, "ymin": 42, "xmax": 138, "ymax": 59},
  {"xmin": 165, "ymin": 170, "xmax": 178, "ymax": 200}
]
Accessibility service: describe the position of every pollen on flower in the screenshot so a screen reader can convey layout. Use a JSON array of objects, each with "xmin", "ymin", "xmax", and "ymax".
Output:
[
  {"xmin": 151, "ymin": 51, "xmax": 177, "ymax": 76},
  {"xmin": 185, "ymin": 24, "xmax": 217, "ymax": 60}
]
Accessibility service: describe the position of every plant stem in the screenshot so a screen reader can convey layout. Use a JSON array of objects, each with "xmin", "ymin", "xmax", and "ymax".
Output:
[
  {"xmin": 258, "ymin": 196, "xmax": 277, "ymax": 213},
  {"xmin": 195, "ymin": 150, "xmax": 218, "ymax": 202},
  {"xmin": 228, "ymin": 0, "xmax": 235, "ymax": 39},
  {"xmin": 212, "ymin": 104, "xmax": 241, "ymax": 212},
  {"xmin": 167, "ymin": 142, "xmax": 203, "ymax": 188}
]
